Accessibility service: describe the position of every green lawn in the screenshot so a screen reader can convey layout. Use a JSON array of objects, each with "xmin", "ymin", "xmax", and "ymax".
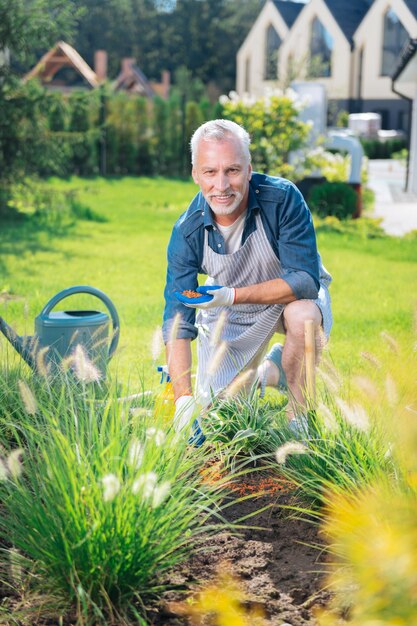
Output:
[{"xmin": 1, "ymin": 177, "xmax": 416, "ymax": 386}]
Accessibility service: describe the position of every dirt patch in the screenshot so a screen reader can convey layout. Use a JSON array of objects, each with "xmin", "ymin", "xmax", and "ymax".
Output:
[
  {"xmin": 150, "ymin": 472, "xmax": 331, "ymax": 625},
  {"xmin": 0, "ymin": 472, "xmax": 330, "ymax": 625}
]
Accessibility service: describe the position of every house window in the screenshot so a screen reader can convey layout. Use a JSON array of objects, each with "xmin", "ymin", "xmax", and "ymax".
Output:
[
  {"xmin": 397, "ymin": 109, "xmax": 409, "ymax": 132},
  {"xmin": 309, "ymin": 17, "xmax": 333, "ymax": 78},
  {"xmin": 264, "ymin": 24, "xmax": 281, "ymax": 80},
  {"xmin": 245, "ymin": 57, "xmax": 251, "ymax": 93},
  {"xmin": 381, "ymin": 9, "xmax": 408, "ymax": 76},
  {"xmin": 374, "ymin": 108, "xmax": 389, "ymax": 129}
]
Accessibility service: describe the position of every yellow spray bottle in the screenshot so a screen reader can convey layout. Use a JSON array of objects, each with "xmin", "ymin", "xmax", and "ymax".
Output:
[{"xmin": 153, "ymin": 365, "xmax": 175, "ymax": 423}]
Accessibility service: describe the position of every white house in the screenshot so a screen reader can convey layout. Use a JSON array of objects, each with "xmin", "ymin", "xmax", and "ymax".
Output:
[
  {"xmin": 236, "ymin": 0, "xmax": 417, "ymax": 130},
  {"xmin": 279, "ymin": 0, "xmax": 370, "ymax": 108},
  {"xmin": 353, "ymin": 0, "xmax": 417, "ymax": 129},
  {"xmin": 393, "ymin": 38, "xmax": 417, "ymax": 193},
  {"xmin": 236, "ymin": 1, "xmax": 304, "ymax": 97}
]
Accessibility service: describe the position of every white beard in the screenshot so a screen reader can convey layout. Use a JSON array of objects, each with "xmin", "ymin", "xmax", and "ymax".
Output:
[{"xmin": 207, "ymin": 191, "xmax": 244, "ymax": 216}]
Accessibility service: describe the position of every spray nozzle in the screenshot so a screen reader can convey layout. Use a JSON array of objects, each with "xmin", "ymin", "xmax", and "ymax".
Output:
[{"xmin": 157, "ymin": 365, "xmax": 171, "ymax": 384}]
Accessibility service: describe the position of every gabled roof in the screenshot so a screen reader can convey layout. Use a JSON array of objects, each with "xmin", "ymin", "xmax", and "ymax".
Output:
[
  {"xmin": 114, "ymin": 59, "xmax": 155, "ymax": 97},
  {"xmin": 271, "ymin": 1, "xmax": 304, "ymax": 28},
  {"xmin": 403, "ymin": 0, "xmax": 417, "ymax": 20},
  {"xmin": 24, "ymin": 41, "xmax": 99, "ymax": 87},
  {"xmin": 392, "ymin": 37, "xmax": 417, "ymax": 81},
  {"xmin": 323, "ymin": 0, "xmax": 372, "ymax": 43}
]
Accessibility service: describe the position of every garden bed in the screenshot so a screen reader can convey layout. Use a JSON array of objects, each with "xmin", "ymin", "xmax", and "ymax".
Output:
[{"xmin": 151, "ymin": 472, "xmax": 331, "ymax": 625}]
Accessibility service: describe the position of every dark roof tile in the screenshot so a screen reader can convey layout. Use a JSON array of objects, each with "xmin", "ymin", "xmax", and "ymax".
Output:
[
  {"xmin": 272, "ymin": 1, "xmax": 304, "ymax": 28},
  {"xmin": 323, "ymin": 0, "xmax": 372, "ymax": 43},
  {"xmin": 403, "ymin": 0, "xmax": 417, "ymax": 20}
]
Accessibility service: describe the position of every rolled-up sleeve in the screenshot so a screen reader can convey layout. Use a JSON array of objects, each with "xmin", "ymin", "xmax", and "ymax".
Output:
[
  {"xmin": 162, "ymin": 224, "xmax": 200, "ymax": 343},
  {"xmin": 278, "ymin": 183, "xmax": 319, "ymax": 299}
]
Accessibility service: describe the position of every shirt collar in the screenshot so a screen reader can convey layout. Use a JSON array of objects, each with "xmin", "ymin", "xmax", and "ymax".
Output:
[{"xmin": 201, "ymin": 182, "xmax": 260, "ymax": 229}]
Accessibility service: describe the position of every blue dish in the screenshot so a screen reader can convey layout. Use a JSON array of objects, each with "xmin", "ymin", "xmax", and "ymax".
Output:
[
  {"xmin": 174, "ymin": 291, "xmax": 212, "ymax": 305},
  {"xmin": 174, "ymin": 285, "xmax": 222, "ymax": 305}
]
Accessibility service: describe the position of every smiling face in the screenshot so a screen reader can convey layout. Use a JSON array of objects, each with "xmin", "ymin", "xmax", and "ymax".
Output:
[{"xmin": 191, "ymin": 134, "xmax": 252, "ymax": 225}]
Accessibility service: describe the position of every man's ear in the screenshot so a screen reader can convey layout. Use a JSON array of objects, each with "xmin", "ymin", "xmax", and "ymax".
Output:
[
  {"xmin": 247, "ymin": 163, "xmax": 253, "ymax": 180},
  {"xmin": 192, "ymin": 167, "xmax": 199, "ymax": 185}
]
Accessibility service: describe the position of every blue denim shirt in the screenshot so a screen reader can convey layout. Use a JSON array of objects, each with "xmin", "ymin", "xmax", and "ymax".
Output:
[{"xmin": 163, "ymin": 172, "xmax": 320, "ymax": 342}]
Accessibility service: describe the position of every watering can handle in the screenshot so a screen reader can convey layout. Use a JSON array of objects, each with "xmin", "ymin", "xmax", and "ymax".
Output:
[{"xmin": 40, "ymin": 286, "xmax": 120, "ymax": 359}]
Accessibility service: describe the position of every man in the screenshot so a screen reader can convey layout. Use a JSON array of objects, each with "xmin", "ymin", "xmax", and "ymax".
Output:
[{"xmin": 162, "ymin": 119, "xmax": 332, "ymax": 443}]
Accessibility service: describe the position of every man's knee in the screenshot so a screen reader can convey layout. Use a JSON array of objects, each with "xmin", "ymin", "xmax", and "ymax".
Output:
[{"xmin": 283, "ymin": 300, "xmax": 322, "ymax": 338}]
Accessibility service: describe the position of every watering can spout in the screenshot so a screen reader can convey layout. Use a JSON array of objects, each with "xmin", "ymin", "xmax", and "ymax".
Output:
[{"xmin": 0, "ymin": 316, "xmax": 35, "ymax": 369}]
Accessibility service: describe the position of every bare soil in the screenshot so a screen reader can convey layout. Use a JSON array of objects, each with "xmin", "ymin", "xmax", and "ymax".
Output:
[
  {"xmin": 0, "ymin": 473, "xmax": 330, "ymax": 625},
  {"xmin": 149, "ymin": 472, "xmax": 331, "ymax": 625}
]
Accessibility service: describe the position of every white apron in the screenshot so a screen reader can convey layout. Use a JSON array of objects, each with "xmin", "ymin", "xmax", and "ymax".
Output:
[{"xmin": 195, "ymin": 214, "xmax": 284, "ymax": 405}]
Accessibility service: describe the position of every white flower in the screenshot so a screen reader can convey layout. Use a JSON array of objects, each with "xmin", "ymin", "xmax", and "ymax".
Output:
[
  {"xmin": 241, "ymin": 93, "xmax": 256, "ymax": 106},
  {"xmin": 72, "ymin": 345, "xmax": 101, "ymax": 383},
  {"xmin": 0, "ymin": 459, "xmax": 8, "ymax": 481},
  {"xmin": 35, "ymin": 346, "xmax": 50, "ymax": 377},
  {"xmin": 152, "ymin": 481, "xmax": 171, "ymax": 508},
  {"xmin": 102, "ymin": 474, "xmax": 121, "ymax": 502},
  {"xmin": 352, "ymin": 375, "xmax": 379, "ymax": 401},
  {"xmin": 132, "ymin": 471, "xmax": 157, "ymax": 499},
  {"xmin": 168, "ymin": 312, "xmax": 181, "ymax": 344},
  {"xmin": 317, "ymin": 402, "xmax": 339, "ymax": 433},
  {"xmin": 9, "ymin": 548, "xmax": 23, "ymax": 586},
  {"xmin": 276, "ymin": 442, "xmax": 308, "ymax": 465},
  {"xmin": 385, "ymin": 375, "xmax": 398, "ymax": 406},
  {"xmin": 224, "ymin": 369, "xmax": 254, "ymax": 398},
  {"xmin": 146, "ymin": 428, "xmax": 165, "ymax": 446},
  {"xmin": 318, "ymin": 368, "xmax": 341, "ymax": 393},
  {"xmin": 207, "ymin": 341, "xmax": 228, "ymax": 377},
  {"xmin": 128, "ymin": 439, "xmax": 144, "ymax": 470},
  {"xmin": 7, "ymin": 449, "xmax": 24, "ymax": 479},
  {"xmin": 335, "ymin": 398, "xmax": 370, "ymax": 432},
  {"xmin": 209, "ymin": 310, "xmax": 227, "ymax": 348},
  {"xmin": 219, "ymin": 94, "xmax": 230, "ymax": 105},
  {"xmin": 360, "ymin": 351, "xmax": 382, "ymax": 370},
  {"xmin": 380, "ymin": 331, "xmax": 399, "ymax": 353},
  {"xmin": 17, "ymin": 380, "xmax": 37, "ymax": 415},
  {"xmin": 151, "ymin": 326, "xmax": 163, "ymax": 361}
]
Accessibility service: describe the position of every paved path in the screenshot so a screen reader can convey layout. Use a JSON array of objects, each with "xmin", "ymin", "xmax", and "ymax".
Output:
[{"xmin": 367, "ymin": 159, "xmax": 417, "ymax": 236}]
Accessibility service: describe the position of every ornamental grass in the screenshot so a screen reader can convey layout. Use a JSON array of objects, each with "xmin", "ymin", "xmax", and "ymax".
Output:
[{"xmin": 0, "ymin": 360, "xmax": 234, "ymax": 625}]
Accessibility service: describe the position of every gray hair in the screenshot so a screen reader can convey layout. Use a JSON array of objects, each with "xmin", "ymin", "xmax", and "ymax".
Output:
[{"xmin": 190, "ymin": 119, "xmax": 251, "ymax": 165}]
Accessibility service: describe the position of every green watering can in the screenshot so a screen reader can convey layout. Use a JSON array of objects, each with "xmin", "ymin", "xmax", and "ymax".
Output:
[{"xmin": 0, "ymin": 286, "xmax": 120, "ymax": 380}]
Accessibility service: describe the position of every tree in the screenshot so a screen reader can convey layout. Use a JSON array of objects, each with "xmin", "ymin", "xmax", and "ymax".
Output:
[
  {"xmin": 0, "ymin": 0, "xmax": 82, "ymax": 74},
  {"xmin": 0, "ymin": 0, "xmax": 82, "ymax": 214},
  {"xmin": 220, "ymin": 92, "xmax": 310, "ymax": 178},
  {"xmin": 70, "ymin": 0, "xmax": 262, "ymax": 93}
]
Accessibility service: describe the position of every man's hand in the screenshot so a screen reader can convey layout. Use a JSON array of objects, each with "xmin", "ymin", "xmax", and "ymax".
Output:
[
  {"xmin": 173, "ymin": 395, "xmax": 206, "ymax": 447},
  {"xmin": 173, "ymin": 395, "xmax": 197, "ymax": 432},
  {"xmin": 186, "ymin": 285, "xmax": 235, "ymax": 309}
]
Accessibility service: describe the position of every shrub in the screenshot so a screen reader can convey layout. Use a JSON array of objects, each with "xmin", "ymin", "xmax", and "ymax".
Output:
[
  {"xmin": 313, "ymin": 214, "xmax": 386, "ymax": 239},
  {"xmin": 392, "ymin": 148, "xmax": 408, "ymax": 164},
  {"xmin": 278, "ymin": 396, "xmax": 395, "ymax": 508},
  {"xmin": 360, "ymin": 137, "xmax": 407, "ymax": 159},
  {"xmin": 308, "ymin": 181, "xmax": 358, "ymax": 220},
  {"xmin": 4, "ymin": 180, "xmax": 105, "ymax": 228},
  {"xmin": 315, "ymin": 341, "xmax": 417, "ymax": 624},
  {"xmin": 219, "ymin": 91, "xmax": 310, "ymax": 178},
  {"xmin": 205, "ymin": 388, "xmax": 288, "ymax": 467},
  {"xmin": 0, "ymin": 371, "xmax": 233, "ymax": 623}
]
